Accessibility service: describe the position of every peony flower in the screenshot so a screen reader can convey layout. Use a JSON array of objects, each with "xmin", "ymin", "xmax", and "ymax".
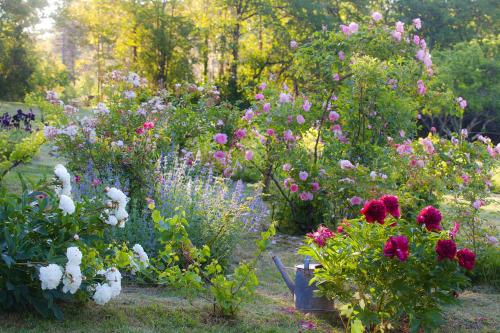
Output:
[
  {"xmin": 302, "ymin": 99, "xmax": 311, "ymax": 112},
  {"xmin": 59, "ymin": 195, "xmax": 76, "ymax": 215},
  {"xmin": 299, "ymin": 191, "xmax": 314, "ymax": 201},
  {"xmin": 263, "ymin": 103, "xmax": 271, "ymax": 113},
  {"xmin": 436, "ymin": 239, "xmax": 457, "ymax": 261},
  {"xmin": 213, "ymin": 133, "xmax": 228, "ymax": 145},
  {"xmin": 54, "ymin": 164, "xmax": 72, "ymax": 196},
  {"xmin": 413, "ymin": 34, "xmax": 420, "ymax": 45},
  {"xmin": 245, "ymin": 150, "xmax": 254, "ymax": 161},
  {"xmin": 279, "ymin": 92, "xmax": 292, "ymax": 104},
  {"xmin": 348, "ymin": 22, "xmax": 359, "ymax": 34},
  {"xmin": 413, "ymin": 18, "xmax": 422, "ymax": 29},
  {"xmin": 290, "ymin": 183, "xmax": 299, "ymax": 193},
  {"xmin": 307, "ymin": 225, "xmax": 334, "ymax": 247},
  {"xmin": 283, "ymin": 130, "xmax": 295, "ymax": 142},
  {"xmin": 417, "ymin": 80, "xmax": 426, "ymax": 95},
  {"xmin": 235, "ymin": 128, "xmax": 246, "ymax": 139},
  {"xmin": 349, "ymin": 196, "xmax": 363, "ymax": 205},
  {"xmin": 461, "ymin": 174, "xmax": 470, "ymax": 185},
  {"xmin": 255, "ymin": 93, "xmax": 264, "ymax": 100},
  {"xmin": 40, "ymin": 264, "xmax": 63, "ymax": 290},
  {"xmin": 361, "ymin": 200, "xmax": 387, "ymax": 224},
  {"xmin": 93, "ymin": 283, "xmax": 113, "ymax": 305},
  {"xmin": 296, "ymin": 114, "xmax": 305, "ymax": 124},
  {"xmin": 333, "ymin": 73, "xmax": 340, "ymax": 81},
  {"xmin": 457, "ymin": 248, "xmax": 475, "ymax": 270},
  {"xmin": 143, "ymin": 121, "xmax": 154, "ymax": 130},
  {"xmin": 339, "ymin": 159, "xmax": 355, "ymax": 169},
  {"xmin": 392, "ymin": 31, "xmax": 402, "ymax": 42},
  {"xmin": 266, "ymin": 128, "xmax": 275, "ymax": 136},
  {"xmin": 381, "ymin": 195, "xmax": 400, "ymax": 219},
  {"xmin": 417, "ymin": 206, "xmax": 442, "ymax": 231},
  {"xmin": 282, "ymin": 163, "xmax": 291, "ymax": 172},
  {"xmin": 486, "ymin": 235, "xmax": 499, "ymax": 246},
  {"xmin": 259, "ymin": 82, "xmax": 267, "ymax": 90},
  {"xmin": 420, "ymin": 137, "xmax": 435, "ymax": 154},
  {"xmin": 299, "ymin": 171, "xmax": 308, "ymax": 181},
  {"xmin": 472, "ymin": 200, "xmax": 485, "ymax": 210},
  {"xmin": 290, "ymin": 40, "xmax": 298, "ymax": 49},
  {"xmin": 340, "ymin": 24, "xmax": 350, "ymax": 36},
  {"xmin": 456, "ymin": 97, "xmax": 467, "ymax": 109},
  {"xmin": 213, "ymin": 151, "xmax": 226, "ymax": 161},
  {"xmin": 338, "ymin": 51, "xmax": 345, "ymax": 61},
  {"xmin": 311, "ymin": 182, "xmax": 320, "ymax": 192},
  {"xmin": 135, "ymin": 127, "xmax": 145, "ymax": 135},
  {"xmin": 243, "ymin": 109, "xmax": 254, "ymax": 121},
  {"xmin": 371, "ymin": 12, "xmax": 383, "ymax": 21},
  {"xmin": 395, "ymin": 21, "xmax": 404, "ymax": 33},
  {"xmin": 62, "ymin": 264, "xmax": 82, "ymax": 294},
  {"xmin": 66, "ymin": 247, "xmax": 82, "ymax": 266},
  {"xmin": 383, "ymin": 236, "xmax": 409, "ymax": 261},
  {"xmin": 329, "ymin": 111, "xmax": 340, "ymax": 122}
]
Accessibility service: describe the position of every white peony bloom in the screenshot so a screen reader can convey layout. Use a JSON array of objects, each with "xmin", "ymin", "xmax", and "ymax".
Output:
[
  {"xmin": 115, "ymin": 208, "xmax": 129, "ymax": 221},
  {"xmin": 106, "ymin": 188, "xmax": 128, "ymax": 207},
  {"xmin": 106, "ymin": 215, "xmax": 118, "ymax": 226},
  {"xmin": 132, "ymin": 244, "xmax": 149, "ymax": 269},
  {"xmin": 39, "ymin": 264, "xmax": 63, "ymax": 290},
  {"xmin": 54, "ymin": 164, "xmax": 72, "ymax": 196},
  {"xmin": 62, "ymin": 264, "xmax": 82, "ymax": 294},
  {"xmin": 93, "ymin": 283, "xmax": 113, "ymax": 305},
  {"xmin": 59, "ymin": 195, "xmax": 76, "ymax": 215},
  {"xmin": 104, "ymin": 267, "xmax": 122, "ymax": 298},
  {"xmin": 66, "ymin": 247, "xmax": 82, "ymax": 266},
  {"xmin": 109, "ymin": 281, "xmax": 121, "ymax": 298}
]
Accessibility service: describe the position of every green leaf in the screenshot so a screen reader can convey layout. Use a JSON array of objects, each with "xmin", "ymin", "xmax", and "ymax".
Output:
[{"xmin": 351, "ymin": 319, "xmax": 364, "ymax": 333}]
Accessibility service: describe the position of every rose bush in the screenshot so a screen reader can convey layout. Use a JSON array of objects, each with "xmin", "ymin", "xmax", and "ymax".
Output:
[{"xmin": 300, "ymin": 196, "xmax": 475, "ymax": 332}]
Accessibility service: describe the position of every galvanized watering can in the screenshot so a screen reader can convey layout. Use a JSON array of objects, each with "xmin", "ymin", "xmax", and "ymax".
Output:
[{"xmin": 272, "ymin": 255, "xmax": 334, "ymax": 312}]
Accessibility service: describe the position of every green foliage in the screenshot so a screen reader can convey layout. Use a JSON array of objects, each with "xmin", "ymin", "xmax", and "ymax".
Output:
[{"xmin": 150, "ymin": 208, "xmax": 276, "ymax": 317}]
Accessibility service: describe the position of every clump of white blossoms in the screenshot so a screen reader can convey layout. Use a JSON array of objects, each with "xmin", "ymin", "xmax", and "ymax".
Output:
[
  {"xmin": 103, "ymin": 187, "xmax": 129, "ymax": 228},
  {"xmin": 59, "ymin": 194, "xmax": 76, "ymax": 215},
  {"xmin": 54, "ymin": 164, "xmax": 72, "ymax": 196},
  {"xmin": 93, "ymin": 267, "xmax": 122, "ymax": 305},
  {"xmin": 62, "ymin": 247, "xmax": 83, "ymax": 294},
  {"xmin": 39, "ymin": 264, "xmax": 63, "ymax": 290},
  {"xmin": 131, "ymin": 244, "xmax": 149, "ymax": 273}
]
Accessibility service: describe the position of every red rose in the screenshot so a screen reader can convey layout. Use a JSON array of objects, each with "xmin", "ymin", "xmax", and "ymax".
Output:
[
  {"xmin": 435, "ymin": 239, "xmax": 457, "ymax": 260},
  {"xmin": 380, "ymin": 195, "xmax": 401, "ymax": 219},
  {"xmin": 383, "ymin": 235, "xmax": 409, "ymax": 261},
  {"xmin": 306, "ymin": 225, "xmax": 335, "ymax": 247},
  {"xmin": 361, "ymin": 200, "xmax": 387, "ymax": 224},
  {"xmin": 417, "ymin": 206, "xmax": 442, "ymax": 231},
  {"xmin": 457, "ymin": 248, "xmax": 476, "ymax": 270}
]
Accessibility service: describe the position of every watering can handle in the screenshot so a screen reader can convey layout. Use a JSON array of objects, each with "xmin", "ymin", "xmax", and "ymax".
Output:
[{"xmin": 304, "ymin": 256, "xmax": 311, "ymax": 270}]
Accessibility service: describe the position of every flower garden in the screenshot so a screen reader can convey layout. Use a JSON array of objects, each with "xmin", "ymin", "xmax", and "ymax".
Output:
[{"xmin": 1, "ymin": 10, "xmax": 500, "ymax": 333}]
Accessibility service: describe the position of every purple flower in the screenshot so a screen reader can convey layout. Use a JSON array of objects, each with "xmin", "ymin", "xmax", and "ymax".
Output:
[
  {"xmin": 245, "ymin": 150, "xmax": 254, "ymax": 161},
  {"xmin": 299, "ymin": 171, "xmax": 308, "ymax": 181},
  {"xmin": 349, "ymin": 196, "xmax": 363, "ymax": 205},
  {"xmin": 413, "ymin": 18, "xmax": 422, "ymax": 30},
  {"xmin": 296, "ymin": 115, "xmax": 305, "ymax": 124},
  {"xmin": 339, "ymin": 160, "xmax": 355, "ymax": 169},
  {"xmin": 255, "ymin": 93, "xmax": 264, "ymax": 101},
  {"xmin": 213, "ymin": 133, "xmax": 228, "ymax": 145},
  {"xmin": 338, "ymin": 51, "xmax": 345, "ymax": 61},
  {"xmin": 302, "ymin": 99, "xmax": 311, "ymax": 112},
  {"xmin": 371, "ymin": 12, "xmax": 383, "ymax": 22}
]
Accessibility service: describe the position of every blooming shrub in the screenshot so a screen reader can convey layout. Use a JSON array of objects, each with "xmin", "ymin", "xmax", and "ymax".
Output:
[
  {"xmin": 300, "ymin": 196, "xmax": 474, "ymax": 332},
  {"xmin": 0, "ymin": 165, "xmax": 142, "ymax": 318}
]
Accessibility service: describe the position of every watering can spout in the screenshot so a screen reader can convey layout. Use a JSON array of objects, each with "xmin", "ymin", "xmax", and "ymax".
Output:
[{"xmin": 272, "ymin": 255, "xmax": 295, "ymax": 294}]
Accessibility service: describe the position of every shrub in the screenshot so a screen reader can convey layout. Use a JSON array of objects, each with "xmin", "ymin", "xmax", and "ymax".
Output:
[
  {"xmin": 300, "ymin": 196, "xmax": 474, "ymax": 332},
  {"xmin": 0, "ymin": 165, "xmax": 142, "ymax": 318}
]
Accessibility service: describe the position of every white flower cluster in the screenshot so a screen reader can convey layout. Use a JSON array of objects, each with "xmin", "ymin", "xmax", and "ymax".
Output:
[
  {"xmin": 62, "ymin": 247, "xmax": 83, "ymax": 294},
  {"xmin": 93, "ymin": 267, "xmax": 122, "ymax": 305},
  {"xmin": 103, "ymin": 187, "xmax": 129, "ymax": 227},
  {"xmin": 54, "ymin": 164, "xmax": 76, "ymax": 215},
  {"xmin": 39, "ymin": 247, "xmax": 83, "ymax": 294},
  {"xmin": 131, "ymin": 244, "xmax": 149, "ymax": 273}
]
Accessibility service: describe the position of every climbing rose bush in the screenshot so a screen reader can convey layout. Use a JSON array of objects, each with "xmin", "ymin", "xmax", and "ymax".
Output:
[{"xmin": 300, "ymin": 196, "xmax": 474, "ymax": 332}]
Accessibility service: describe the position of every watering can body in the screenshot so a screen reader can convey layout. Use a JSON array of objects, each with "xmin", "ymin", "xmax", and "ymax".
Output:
[{"xmin": 272, "ymin": 255, "xmax": 334, "ymax": 312}]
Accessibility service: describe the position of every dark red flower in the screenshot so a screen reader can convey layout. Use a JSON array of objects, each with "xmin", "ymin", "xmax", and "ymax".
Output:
[
  {"xmin": 383, "ymin": 235, "xmax": 409, "ymax": 261},
  {"xmin": 435, "ymin": 239, "xmax": 457, "ymax": 260},
  {"xmin": 361, "ymin": 200, "xmax": 387, "ymax": 224},
  {"xmin": 307, "ymin": 225, "xmax": 335, "ymax": 247},
  {"xmin": 457, "ymin": 248, "xmax": 476, "ymax": 270},
  {"xmin": 380, "ymin": 195, "xmax": 401, "ymax": 219},
  {"xmin": 417, "ymin": 206, "xmax": 442, "ymax": 231}
]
